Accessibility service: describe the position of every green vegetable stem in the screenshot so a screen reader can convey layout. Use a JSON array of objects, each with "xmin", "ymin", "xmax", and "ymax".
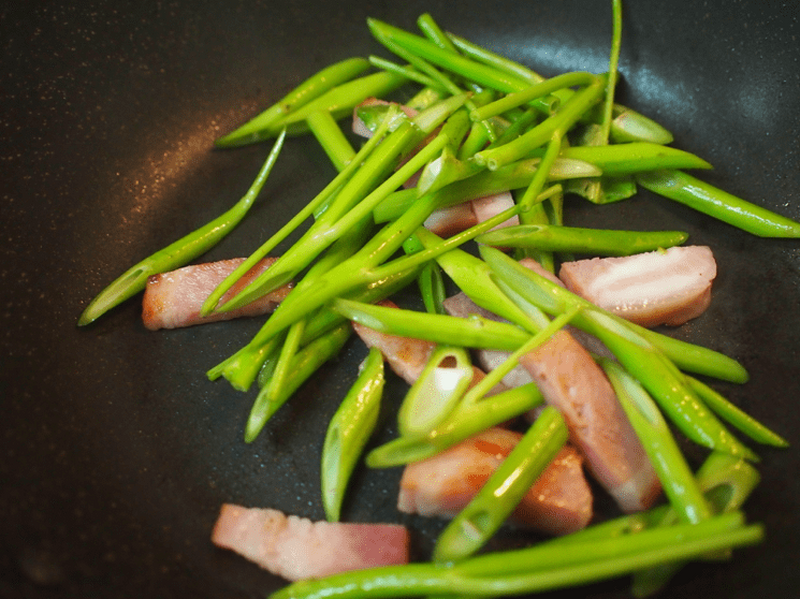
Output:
[
  {"xmin": 77, "ymin": 129, "xmax": 286, "ymax": 326},
  {"xmin": 321, "ymin": 347, "xmax": 385, "ymax": 522}
]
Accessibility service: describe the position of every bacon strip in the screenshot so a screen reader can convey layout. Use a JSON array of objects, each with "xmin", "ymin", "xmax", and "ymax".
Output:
[
  {"xmin": 142, "ymin": 257, "xmax": 292, "ymax": 330},
  {"xmin": 211, "ymin": 505, "xmax": 409, "ymax": 581},
  {"xmin": 558, "ymin": 245, "xmax": 716, "ymax": 328},
  {"xmin": 397, "ymin": 427, "xmax": 592, "ymax": 536}
]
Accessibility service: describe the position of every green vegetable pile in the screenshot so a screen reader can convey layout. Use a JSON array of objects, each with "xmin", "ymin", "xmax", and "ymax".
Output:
[{"xmin": 79, "ymin": 1, "xmax": 796, "ymax": 596}]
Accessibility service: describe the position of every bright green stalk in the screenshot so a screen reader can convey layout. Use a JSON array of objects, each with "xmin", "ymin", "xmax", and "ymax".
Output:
[
  {"xmin": 366, "ymin": 383, "xmax": 543, "ymax": 467},
  {"xmin": 687, "ymin": 376, "xmax": 789, "ymax": 447},
  {"xmin": 446, "ymin": 32, "xmax": 545, "ymax": 85},
  {"xmin": 265, "ymin": 71, "xmax": 409, "ymax": 137},
  {"xmin": 215, "ymin": 57, "xmax": 370, "ymax": 147},
  {"xmin": 332, "ymin": 298, "xmax": 530, "ymax": 352},
  {"xmin": 200, "ymin": 111, "xmax": 395, "ymax": 317},
  {"xmin": 367, "ymin": 56, "xmax": 446, "ymax": 91},
  {"xmin": 470, "ymin": 72, "xmax": 597, "ymax": 122},
  {"xmin": 476, "ymin": 223, "xmax": 688, "ymax": 256},
  {"xmin": 599, "ymin": 0, "xmax": 623, "ymax": 144},
  {"xmin": 561, "ymin": 143, "xmax": 711, "ymax": 174},
  {"xmin": 305, "ymin": 110, "xmax": 356, "ymax": 172},
  {"xmin": 601, "ymin": 358, "xmax": 713, "ymax": 525},
  {"xmin": 608, "ymin": 104, "xmax": 674, "ymax": 144},
  {"xmin": 321, "ymin": 347, "xmax": 385, "ymax": 522},
  {"xmin": 397, "ymin": 346, "xmax": 474, "ymax": 436},
  {"xmin": 432, "ymin": 407, "xmax": 568, "ymax": 563},
  {"xmin": 416, "ymin": 13, "xmax": 459, "ymax": 53},
  {"xmin": 244, "ymin": 323, "xmax": 351, "ymax": 442},
  {"xmin": 473, "ymin": 74, "xmax": 606, "ymax": 170},
  {"xmin": 637, "ymin": 169, "xmax": 800, "ymax": 237},
  {"xmin": 77, "ymin": 129, "xmax": 286, "ymax": 326},
  {"xmin": 270, "ymin": 514, "xmax": 762, "ymax": 599}
]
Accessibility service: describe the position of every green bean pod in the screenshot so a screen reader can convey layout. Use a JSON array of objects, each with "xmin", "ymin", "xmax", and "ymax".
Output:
[
  {"xmin": 332, "ymin": 298, "xmax": 530, "ymax": 351},
  {"xmin": 476, "ymin": 223, "xmax": 688, "ymax": 256},
  {"xmin": 432, "ymin": 406, "xmax": 568, "ymax": 563},
  {"xmin": 321, "ymin": 347, "xmax": 385, "ymax": 522},
  {"xmin": 561, "ymin": 143, "xmax": 711, "ymax": 175},
  {"xmin": 215, "ymin": 57, "xmax": 370, "ymax": 147},
  {"xmin": 77, "ymin": 129, "xmax": 286, "ymax": 326},
  {"xmin": 687, "ymin": 376, "xmax": 789, "ymax": 447},
  {"xmin": 637, "ymin": 169, "xmax": 800, "ymax": 237},
  {"xmin": 601, "ymin": 358, "xmax": 713, "ymax": 524},
  {"xmin": 244, "ymin": 322, "xmax": 351, "ymax": 442}
]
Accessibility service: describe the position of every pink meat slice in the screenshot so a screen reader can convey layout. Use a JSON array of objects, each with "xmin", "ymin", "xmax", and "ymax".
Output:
[
  {"xmin": 519, "ymin": 329, "xmax": 661, "ymax": 512},
  {"xmin": 558, "ymin": 245, "xmax": 717, "ymax": 327},
  {"xmin": 424, "ymin": 192, "xmax": 520, "ymax": 238},
  {"xmin": 397, "ymin": 427, "xmax": 592, "ymax": 536},
  {"xmin": 142, "ymin": 257, "xmax": 292, "ymax": 330},
  {"xmin": 211, "ymin": 504, "xmax": 409, "ymax": 581}
]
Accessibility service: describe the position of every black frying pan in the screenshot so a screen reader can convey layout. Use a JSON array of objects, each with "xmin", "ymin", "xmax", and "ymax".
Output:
[{"xmin": 2, "ymin": 1, "xmax": 798, "ymax": 597}]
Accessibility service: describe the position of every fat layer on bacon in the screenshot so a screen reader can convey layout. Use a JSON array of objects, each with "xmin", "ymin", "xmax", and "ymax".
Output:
[
  {"xmin": 558, "ymin": 245, "xmax": 716, "ymax": 328},
  {"xmin": 211, "ymin": 504, "xmax": 409, "ymax": 581}
]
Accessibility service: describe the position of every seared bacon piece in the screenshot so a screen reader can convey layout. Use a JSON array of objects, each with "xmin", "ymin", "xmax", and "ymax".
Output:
[
  {"xmin": 397, "ymin": 427, "xmax": 592, "ymax": 536},
  {"xmin": 211, "ymin": 505, "xmax": 409, "ymax": 581},
  {"xmin": 519, "ymin": 329, "xmax": 661, "ymax": 512},
  {"xmin": 558, "ymin": 245, "xmax": 717, "ymax": 328},
  {"xmin": 424, "ymin": 192, "xmax": 520, "ymax": 238},
  {"xmin": 142, "ymin": 257, "xmax": 292, "ymax": 330}
]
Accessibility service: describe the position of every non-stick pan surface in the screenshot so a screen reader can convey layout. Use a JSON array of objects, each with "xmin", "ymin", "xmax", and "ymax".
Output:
[{"xmin": 2, "ymin": 1, "xmax": 798, "ymax": 597}]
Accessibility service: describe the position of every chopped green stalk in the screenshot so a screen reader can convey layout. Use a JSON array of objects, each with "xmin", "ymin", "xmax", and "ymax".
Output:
[
  {"xmin": 637, "ymin": 169, "xmax": 800, "ymax": 237},
  {"xmin": 432, "ymin": 406, "xmax": 568, "ymax": 563},
  {"xmin": 373, "ymin": 157, "xmax": 566, "ymax": 223},
  {"xmin": 200, "ymin": 111, "xmax": 395, "ymax": 317},
  {"xmin": 305, "ymin": 110, "xmax": 356, "ymax": 172},
  {"xmin": 609, "ymin": 104, "xmax": 674, "ymax": 144},
  {"xmin": 416, "ymin": 13, "xmax": 459, "ymax": 53},
  {"xmin": 403, "ymin": 233, "xmax": 447, "ymax": 315},
  {"xmin": 332, "ymin": 298, "xmax": 530, "ymax": 352},
  {"xmin": 513, "ymin": 198, "xmax": 555, "ymax": 270},
  {"xmin": 265, "ymin": 71, "xmax": 409, "ymax": 138},
  {"xmin": 481, "ymin": 245, "xmax": 758, "ymax": 461},
  {"xmin": 601, "ymin": 358, "xmax": 713, "ymax": 525},
  {"xmin": 473, "ymin": 74, "xmax": 606, "ymax": 170},
  {"xmin": 367, "ymin": 18, "xmax": 557, "ymax": 110},
  {"xmin": 322, "ymin": 347, "xmax": 385, "ymax": 522},
  {"xmin": 476, "ymin": 223, "xmax": 688, "ymax": 256},
  {"xmin": 215, "ymin": 57, "xmax": 370, "ymax": 147},
  {"xmin": 367, "ymin": 56, "xmax": 446, "ymax": 91},
  {"xmin": 269, "ymin": 514, "xmax": 763, "ymax": 599},
  {"xmin": 245, "ymin": 323, "xmax": 351, "ymax": 442},
  {"xmin": 599, "ymin": 0, "xmax": 623, "ymax": 144},
  {"xmin": 518, "ymin": 135, "xmax": 562, "ymax": 213},
  {"xmin": 367, "ymin": 383, "xmax": 543, "ymax": 467},
  {"xmin": 561, "ymin": 143, "xmax": 711, "ymax": 174},
  {"xmin": 446, "ymin": 32, "xmax": 546, "ymax": 85},
  {"xmin": 470, "ymin": 71, "xmax": 597, "ymax": 122},
  {"xmin": 77, "ymin": 129, "xmax": 286, "ymax": 326},
  {"xmin": 687, "ymin": 376, "xmax": 789, "ymax": 447},
  {"xmin": 397, "ymin": 346, "xmax": 474, "ymax": 436},
  {"xmin": 260, "ymin": 318, "xmax": 306, "ymax": 407}
]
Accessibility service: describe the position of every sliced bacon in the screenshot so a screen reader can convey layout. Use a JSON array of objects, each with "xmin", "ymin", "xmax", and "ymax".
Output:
[
  {"xmin": 397, "ymin": 427, "xmax": 592, "ymax": 536},
  {"xmin": 519, "ymin": 328, "xmax": 661, "ymax": 512},
  {"xmin": 142, "ymin": 257, "xmax": 292, "ymax": 331},
  {"xmin": 211, "ymin": 504, "xmax": 409, "ymax": 581},
  {"xmin": 424, "ymin": 192, "xmax": 520, "ymax": 238},
  {"xmin": 558, "ymin": 245, "xmax": 716, "ymax": 328}
]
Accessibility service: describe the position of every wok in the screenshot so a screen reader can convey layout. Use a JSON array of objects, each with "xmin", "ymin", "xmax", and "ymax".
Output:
[{"xmin": 2, "ymin": 0, "xmax": 798, "ymax": 597}]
